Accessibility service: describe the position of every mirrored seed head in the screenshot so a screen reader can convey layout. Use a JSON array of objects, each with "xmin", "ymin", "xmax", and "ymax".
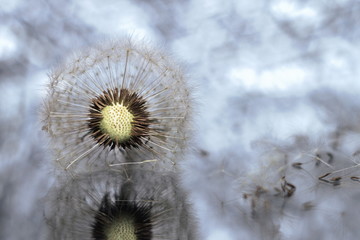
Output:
[
  {"xmin": 88, "ymin": 88, "xmax": 151, "ymax": 150},
  {"xmin": 44, "ymin": 170, "xmax": 198, "ymax": 239},
  {"xmin": 105, "ymin": 216, "xmax": 136, "ymax": 240},
  {"xmin": 92, "ymin": 193, "xmax": 152, "ymax": 240}
]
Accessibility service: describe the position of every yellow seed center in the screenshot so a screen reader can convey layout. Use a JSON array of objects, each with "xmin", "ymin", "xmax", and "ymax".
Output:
[
  {"xmin": 100, "ymin": 103, "xmax": 134, "ymax": 142},
  {"xmin": 105, "ymin": 216, "xmax": 137, "ymax": 240}
]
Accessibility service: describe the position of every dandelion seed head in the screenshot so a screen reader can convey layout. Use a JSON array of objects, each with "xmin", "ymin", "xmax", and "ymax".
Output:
[
  {"xmin": 100, "ymin": 103, "xmax": 134, "ymax": 143},
  {"xmin": 88, "ymin": 87, "xmax": 151, "ymax": 150},
  {"xmin": 43, "ymin": 37, "xmax": 193, "ymax": 173}
]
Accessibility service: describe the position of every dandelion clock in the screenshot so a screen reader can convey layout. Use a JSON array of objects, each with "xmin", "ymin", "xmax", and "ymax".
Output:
[{"xmin": 42, "ymin": 38, "xmax": 193, "ymax": 173}]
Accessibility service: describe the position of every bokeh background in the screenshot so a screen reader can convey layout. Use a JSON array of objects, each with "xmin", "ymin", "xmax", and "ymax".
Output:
[{"xmin": 2, "ymin": 0, "xmax": 360, "ymax": 239}]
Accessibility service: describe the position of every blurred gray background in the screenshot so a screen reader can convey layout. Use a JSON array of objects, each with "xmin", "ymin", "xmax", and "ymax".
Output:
[{"xmin": 1, "ymin": 0, "xmax": 360, "ymax": 239}]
